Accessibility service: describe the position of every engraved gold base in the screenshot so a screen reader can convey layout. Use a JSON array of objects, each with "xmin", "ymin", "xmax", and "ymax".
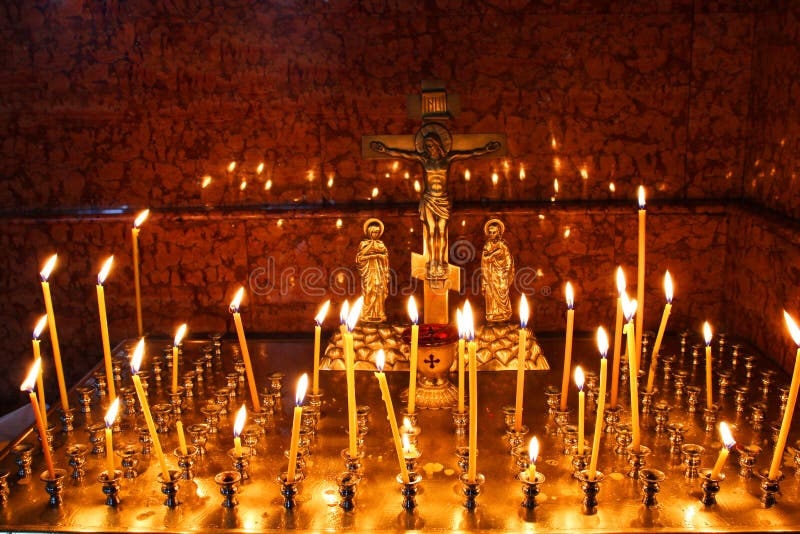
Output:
[{"xmin": 402, "ymin": 375, "xmax": 458, "ymax": 411}]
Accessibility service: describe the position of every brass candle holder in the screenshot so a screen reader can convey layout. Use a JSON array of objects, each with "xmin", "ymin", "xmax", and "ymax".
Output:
[
  {"xmin": 576, "ymin": 470, "xmax": 604, "ymax": 515},
  {"xmin": 278, "ymin": 471, "xmax": 303, "ymax": 509},
  {"xmin": 228, "ymin": 447, "xmax": 252, "ymax": 481},
  {"xmin": 215, "ymin": 471, "xmax": 241, "ymax": 508},
  {"xmin": 157, "ymin": 469, "xmax": 181, "ymax": 508},
  {"xmin": 187, "ymin": 423, "xmax": 210, "ymax": 455},
  {"xmin": 0, "ymin": 471, "xmax": 9, "ymax": 506},
  {"xmin": 738, "ymin": 444, "xmax": 761, "ymax": 478},
  {"xmin": 40, "ymin": 468, "xmax": 67, "ymax": 506},
  {"xmin": 603, "ymin": 406, "xmax": 620, "ymax": 433},
  {"xmin": 341, "ymin": 448, "xmax": 364, "ymax": 474},
  {"xmin": 65, "ymin": 443, "xmax": 88, "ymax": 480},
  {"xmin": 518, "ymin": 470, "xmax": 545, "ymax": 509},
  {"xmin": 458, "ymin": 472, "xmax": 485, "ymax": 510},
  {"xmin": 174, "ymin": 445, "xmax": 199, "ymax": 480},
  {"xmin": 639, "ymin": 468, "xmax": 665, "ymax": 507},
  {"xmin": 59, "ymin": 408, "xmax": 76, "ymax": 433},
  {"xmin": 758, "ymin": 468, "xmax": 783, "ymax": 508},
  {"xmin": 681, "ymin": 444, "xmax": 705, "ymax": 478},
  {"xmin": 337, "ymin": 471, "xmax": 360, "ymax": 511},
  {"xmin": 117, "ymin": 444, "xmax": 140, "ymax": 479},
  {"xmin": 614, "ymin": 424, "xmax": 632, "ymax": 455},
  {"xmin": 698, "ymin": 468, "xmax": 724, "ymax": 506},
  {"xmin": 451, "ymin": 408, "xmax": 468, "ymax": 436},
  {"xmin": 626, "ymin": 445, "xmax": 651, "ymax": 479},
  {"xmin": 98, "ymin": 470, "xmax": 122, "ymax": 506},
  {"xmin": 398, "ymin": 472, "xmax": 422, "ymax": 511}
]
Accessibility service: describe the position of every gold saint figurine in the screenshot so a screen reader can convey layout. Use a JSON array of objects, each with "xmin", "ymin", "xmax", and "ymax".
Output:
[
  {"xmin": 481, "ymin": 219, "xmax": 515, "ymax": 322},
  {"xmin": 356, "ymin": 218, "xmax": 390, "ymax": 323}
]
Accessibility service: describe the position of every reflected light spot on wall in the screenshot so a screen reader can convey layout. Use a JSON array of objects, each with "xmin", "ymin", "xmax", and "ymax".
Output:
[
  {"xmin": 385, "ymin": 173, "xmax": 390, "ymax": 178},
  {"xmin": 336, "ymin": 219, "xmax": 343, "ymax": 229},
  {"xmin": 265, "ymin": 179, "xmax": 273, "ymax": 191},
  {"xmin": 609, "ymin": 182, "xmax": 616, "ymax": 192},
  {"xmin": 564, "ymin": 227, "xmax": 571, "ymax": 238},
  {"xmin": 519, "ymin": 167, "xmax": 526, "ymax": 181},
  {"xmin": 464, "ymin": 170, "xmax": 471, "ymax": 182},
  {"xmin": 306, "ymin": 170, "xmax": 315, "ymax": 182},
  {"xmin": 503, "ymin": 160, "xmax": 509, "ymax": 170},
  {"xmin": 256, "ymin": 162, "xmax": 264, "ymax": 174},
  {"xmin": 277, "ymin": 219, "xmax": 284, "ymax": 228},
  {"xmin": 551, "ymin": 137, "xmax": 557, "ymax": 149},
  {"xmin": 227, "ymin": 161, "xmax": 236, "ymax": 172},
  {"xmin": 580, "ymin": 167, "xmax": 588, "ymax": 180},
  {"xmin": 414, "ymin": 180, "xmax": 421, "ymax": 192},
  {"xmin": 538, "ymin": 214, "xmax": 545, "ymax": 220},
  {"xmin": 491, "ymin": 173, "xmax": 499, "ymax": 185},
  {"xmin": 392, "ymin": 161, "xmax": 399, "ymax": 171},
  {"xmin": 371, "ymin": 187, "xmax": 379, "ymax": 198},
  {"xmin": 239, "ymin": 180, "xmax": 247, "ymax": 191},
  {"xmin": 461, "ymin": 219, "xmax": 466, "ymax": 227},
  {"xmin": 201, "ymin": 175, "xmax": 212, "ymax": 188},
  {"xmin": 404, "ymin": 172, "xmax": 410, "ymax": 180},
  {"xmin": 553, "ymin": 157, "xmax": 561, "ymax": 172},
  {"xmin": 327, "ymin": 176, "xmax": 334, "ymax": 188}
]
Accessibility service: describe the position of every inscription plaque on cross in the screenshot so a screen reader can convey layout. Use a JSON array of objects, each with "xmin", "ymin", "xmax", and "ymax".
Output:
[{"xmin": 362, "ymin": 81, "xmax": 506, "ymax": 324}]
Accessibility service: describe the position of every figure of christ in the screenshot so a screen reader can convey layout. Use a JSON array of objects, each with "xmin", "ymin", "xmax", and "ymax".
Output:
[{"xmin": 370, "ymin": 132, "xmax": 500, "ymax": 280}]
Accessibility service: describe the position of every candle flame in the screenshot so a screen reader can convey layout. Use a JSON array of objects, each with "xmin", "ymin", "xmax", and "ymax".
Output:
[
  {"xmin": 339, "ymin": 300, "xmax": 349, "ymax": 325},
  {"xmin": 463, "ymin": 300, "xmax": 475, "ymax": 341},
  {"xmin": 20, "ymin": 358, "xmax": 41, "ymax": 392},
  {"xmin": 622, "ymin": 292, "xmax": 637, "ymax": 321},
  {"xmin": 134, "ymin": 209, "xmax": 150, "ymax": 228},
  {"xmin": 403, "ymin": 417, "xmax": 412, "ymax": 432},
  {"xmin": 97, "ymin": 256, "xmax": 114, "ymax": 285},
  {"xmin": 130, "ymin": 338, "xmax": 145, "ymax": 374},
  {"xmin": 597, "ymin": 326, "xmax": 609, "ymax": 357},
  {"xmin": 314, "ymin": 300, "xmax": 330, "ymax": 326},
  {"xmin": 402, "ymin": 432, "xmax": 411, "ymax": 453},
  {"xmin": 638, "ymin": 185, "xmax": 646, "ymax": 209},
  {"xmin": 104, "ymin": 398, "xmax": 120, "ymax": 428},
  {"xmin": 233, "ymin": 404, "xmax": 247, "ymax": 437},
  {"xmin": 703, "ymin": 322, "xmax": 712, "ymax": 345},
  {"xmin": 519, "ymin": 295, "xmax": 529, "ymax": 328},
  {"xmin": 575, "ymin": 366, "xmax": 585, "ymax": 390},
  {"xmin": 229, "ymin": 287, "xmax": 244, "ymax": 313},
  {"xmin": 174, "ymin": 323, "xmax": 187, "ymax": 346},
  {"xmin": 346, "ymin": 296, "xmax": 364, "ymax": 332},
  {"xmin": 784, "ymin": 310, "xmax": 800, "ymax": 346},
  {"xmin": 565, "ymin": 282, "xmax": 574, "ymax": 309},
  {"xmin": 407, "ymin": 296, "xmax": 419, "ymax": 324},
  {"xmin": 664, "ymin": 270, "xmax": 673, "ymax": 303},
  {"xmin": 719, "ymin": 422, "xmax": 735, "ymax": 449},
  {"xmin": 456, "ymin": 308, "xmax": 464, "ymax": 339},
  {"xmin": 295, "ymin": 373, "xmax": 308, "ymax": 406},
  {"xmin": 529, "ymin": 436, "xmax": 539, "ymax": 464},
  {"xmin": 375, "ymin": 348, "xmax": 385, "ymax": 371},
  {"xmin": 616, "ymin": 266, "xmax": 626, "ymax": 294},
  {"xmin": 33, "ymin": 314, "xmax": 48, "ymax": 339},
  {"xmin": 40, "ymin": 254, "xmax": 57, "ymax": 282}
]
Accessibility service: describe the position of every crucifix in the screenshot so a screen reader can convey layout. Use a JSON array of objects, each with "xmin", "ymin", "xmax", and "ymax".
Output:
[{"xmin": 362, "ymin": 81, "xmax": 506, "ymax": 324}]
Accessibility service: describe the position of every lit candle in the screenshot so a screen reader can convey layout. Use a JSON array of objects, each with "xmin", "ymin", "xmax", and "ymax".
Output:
[
  {"xmin": 575, "ymin": 366, "xmax": 585, "ymax": 455},
  {"xmin": 287, "ymin": 374, "xmax": 308, "ymax": 482},
  {"xmin": 344, "ymin": 297, "xmax": 364, "ymax": 458},
  {"xmin": 710, "ymin": 422, "xmax": 735, "ymax": 478},
  {"xmin": 588, "ymin": 327, "xmax": 609, "ymax": 481},
  {"xmin": 610, "ymin": 267, "xmax": 626, "ymax": 408},
  {"xmin": 515, "ymin": 296, "xmax": 529, "ymax": 432},
  {"xmin": 132, "ymin": 209, "xmax": 149, "ymax": 337},
  {"xmin": 560, "ymin": 282, "xmax": 575, "ymax": 411},
  {"xmin": 176, "ymin": 420, "xmax": 188, "ymax": 456},
  {"xmin": 32, "ymin": 315, "xmax": 49, "ymax": 429},
  {"xmin": 312, "ymin": 300, "xmax": 331, "ymax": 395},
  {"xmin": 636, "ymin": 186, "xmax": 646, "ymax": 370},
  {"xmin": 172, "ymin": 323, "xmax": 187, "ymax": 394},
  {"xmin": 20, "ymin": 359, "xmax": 55, "ymax": 478},
  {"xmin": 457, "ymin": 308, "xmax": 466, "ymax": 413},
  {"xmin": 704, "ymin": 322, "xmax": 713, "ymax": 410},
  {"xmin": 339, "ymin": 300, "xmax": 349, "ymax": 338},
  {"xmin": 526, "ymin": 436, "xmax": 539, "ymax": 480},
  {"xmin": 407, "ymin": 297, "xmax": 420, "ymax": 414},
  {"xmin": 229, "ymin": 287, "xmax": 260, "ymax": 412},
  {"xmin": 39, "ymin": 255, "xmax": 69, "ymax": 411},
  {"xmin": 130, "ymin": 338, "xmax": 171, "ymax": 479},
  {"xmin": 623, "ymin": 294, "xmax": 641, "ymax": 452},
  {"xmin": 464, "ymin": 300, "xmax": 479, "ymax": 482},
  {"xmin": 374, "ymin": 349, "xmax": 410, "ymax": 483},
  {"xmin": 646, "ymin": 271, "xmax": 673, "ymax": 393},
  {"xmin": 233, "ymin": 404, "xmax": 246, "ymax": 457},
  {"xmin": 104, "ymin": 398, "xmax": 120, "ymax": 475},
  {"xmin": 96, "ymin": 256, "xmax": 116, "ymax": 400},
  {"xmin": 769, "ymin": 311, "xmax": 800, "ymax": 479}
]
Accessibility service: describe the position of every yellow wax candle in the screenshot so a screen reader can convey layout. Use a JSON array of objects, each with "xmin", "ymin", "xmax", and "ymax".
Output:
[
  {"xmin": 312, "ymin": 300, "xmax": 330, "ymax": 395},
  {"xmin": 588, "ymin": 327, "xmax": 609, "ymax": 481},
  {"xmin": 646, "ymin": 272, "xmax": 673, "ymax": 393},
  {"xmin": 229, "ymin": 288, "xmax": 260, "ymax": 412},
  {"xmin": 623, "ymin": 294, "xmax": 641, "ymax": 451},
  {"xmin": 176, "ymin": 420, "xmax": 188, "ymax": 456},
  {"xmin": 287, "ymin": 374, "xmax": 308, "ymax": 482},
  {"xmin": 610, "ymin": 267, "xmax": 626, "ymax": 408},
  {"xmin": 345, "ymin": 297, "xmax": 364, "ymax": 458},
  {"xmin": 21, "ymin": 359, "xmax": 55, "ymax": 478},
  {"xmin": 457, "ymin": 308, "xmax": 466, "ymax": 413},
  {"xmin": 636, "ymin": 186, "xmax": 646, "ymax": 371},
  {"xmin": 374, "ymin": 350, "xmax": 410, "ymax": 483},
  {"xmin": 172, "ymin": 324, "xmax": 187, "ymax": 394},
  {"xmin": 104, "ymin": 398, "xmax": 120, "ymax": 474},
  {"xmin": 40, "ymin": 255, "xmax": 69, "ymax": 411},
  {"xmin": 32, "ymin": 317, "xmax": 49, "ymax": 429},
  {"xmin": 233, "ymin": 404, "xmax": 246, "ymax": 457},
  {"xmin": 710, "ymin": 422, "xmax": 735, "ymax": 478},
  {"xmin": 339, "ymin": 300, "xmax": 349, "ymax": 339},
  {"xmin": 704, "ymin": 322, "xmax": 714, "ymax": 410},
  {"xmin": 407, "ymin": 296, "xmax": 419, "ymax": 414},
  {"xmin": 515, "ymin": 296, "xmax": 529, "ymax": 432},
  {"xmin": 130, "ymin": 338, "xmax": 171, "ymax": 480},
  {"xmin": 526, "ymin": 437, "xmax": 539, "ymax": 480},
  {"xmin": 560, "ymin": 282, "xmax": 575, "ymax": 411},
  {"xmin": 132, "ymin": 209, "xmax": 149, "ymax": 338},
  {"xmin": 769, "ymin": 311, "xmax": 800, "ymax": 479},
  {"xmin": 576, "ymin": 366, "xmax": 585, "ymax": 455},
  {"xmin": 97, "ymin": 256, "xmax": 116, "ymax": 401},
  {"xmin": 465, "ymin": 301, "xmax": 479, "ymax": 482}
]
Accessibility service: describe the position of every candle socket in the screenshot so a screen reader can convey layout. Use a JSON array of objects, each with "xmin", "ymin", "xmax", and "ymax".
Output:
[
  {"xmin": 758, "ymin": 469, "xmax": 783, "ymax": 508},
  {"xmin": 518, "ymin": 470, "xmax": 545, "ymax": 509},
  {"xmin": 214, "ymin": 388, "xmax": 230, "ymax": 416},
  {"xmin": 544, "ymin": 386, "xmax": 561, "ymax": 415},
  {"xmin": 120, "ymin": 387, "xmax": 137, "ymax": 417},
  {"xmin": 685, "ymin": 386, "xmax": 701, "ymax": 413},
  {"xmin": 512, "ymin": 446, "xmax": 530, "ymax": 475},
  {"xmin": 653, "ymin": 401, "xmax": 670, "ymax": 433},
  {"xmin": 743, "ymin": 355, "xmax": 757, "ymax": 381},
  {"xmin": 215, "ymin": 471, "xmax": 241, "ymax": 508},
  {"xmin": 458, "ymin": 472, "xmax": 485, "ymax": 510},
  {"xmin": 681, "ymin": 444, "xmax": 705, "ymax": 478},
  {"xmin": 397, "ymin": 472, "xmax": 422, "ymax": 511},
  {"xmin": 603, "ymin": 406, "xmax": 620, "ymax": 434},
  {"xmin": 138, "ymin": 370, "xmax": 153, "ymax": 393},
  {"xmin": 137, "ymin": 427, "xmax": 152, "ymax": 455},
  {"xmin": 187, "ymin": 423, "xmax": 210, "ymax": 455},
  {"xmin": 667, "ymin": 423, "xmax": 686, "ymax": 456},
  {"xmin": 662, "ymin": 355, "xmax": 676, "ymax": 384},
  {"xmin": 337, "ymin": 472, "xmax": 361, "ymax": 511},
  {"xmin": 152, "ymin": 403, "xmax": 173, "ymax": 434},
  {"xmin": 35, "ymin": 423, "xmax": 56, "ymax": 454},
  {"xmin": 506, "ymin": 426, "xmax": 528, "ymax": 454},
  {"xmin": 98, "ymin": 470, "xmax": 122, "ymax": 506},
  {"xmin": 750, "ymin": 402, "xmax": 767, "ymax": 431},
  {"xmin": 455, "ymin": 446, "xmax": 470, "ymax": 475},
  {"xmin": 284, "ymin": 447, "xmax": 308, "ymax": 476},
  {"xmin": 269, "ymin": 372, "xmax": 286, "ymax": 408},
  {"xmin": 233, "ymin": 360, "xmax": 246, "ymax": 384},
  {"xmin": 698, "ymin": 468, "xmax": 724, "ymax": 506},
  {"xmin": 759, "ymin": 369, "xmax": 776, "ymax": 401},
  {"xmin": 193, "ymin": 358, "xmax": 205, "ymax": 380},
  {"xmin": 341, "ymin": 448, "xmax": 364, "ymax": 474},
  {"xmin": 404, "ymin": 449, "xmax": 422, "ymax": 476},
  {"xmin": 356, "ymin": 405, "xmax": 372, "ymax": 439},
  {"xmin": 640, "ymin": 390, "xmax": 655, "ymax": 415},
  {"xmin": 673, "ymin": 371, "xmax": 688, "ymax": 400},
  {"xmin": 40, "ymin": 468, "xmax": 67, "ymax": 506},
  {"xmin": 200, "ymin": 404, "xmax": 222, "ymax": 434},
  {"xmin": 87, "ymin": 422, "xmax": 106, "ymax": 454},
  {"xmin": 554, "ymin": 409, "xmax": 571, "ymax": 430},
  {"xmin": 501, "ymin": 405, "xmax": 516, "ymax": 433},
  {"xmin": 117, "ymin": 445, "xmax": 139, "ymax": 478},
  {"xmin": 301, "ymin": 406, "xmax": 320, "ymax": 435},
  {"xmin": 14, "ymin": 443, "xmax": 33, "ymax": 479},
  {"xmin": 260, "ymin": 390, "xmax": 276, "ymax": 416},
  {"xmin": 77, "ymin": 386, "xmax": 94, "ymax": 413},
  {"xmin": 561, "ymin": 425, "xmax": 578, "ymax": 455},
  {"xmin": 168, "ymin": 387, "xmax": 185, "ymax": 416},
  {"xmin": 93, "ymin": 372, "xmax": 108, "ymax": 397},
  {"xmin": 59, "ymin": 408, "xmax": 76, "ymax": 433},
  {"xmin": 738, "ymin": 444, "xmax": 761, "ymax": 478},
  {"xmin": 0, "ymin": 471, "xmax": 9, "ymax": 506},
  {"xmin": 151, "ymin": 360, "xmax": 163, "ymax": 382},
  {"xmin": 571, "ymin": 448, "xmax": 591, "ymax": 479},
  {"xmin": 778, "ymin": 386, "xmax": 790, "ymax": 416},
  {"xmin": 225, "ymin": 372, "xmax": 239, "ymax": 393},
  {"xmin": 626, "ymin": 445, "xmax": 651, "ymax": 479},
  {"xmin": 173, "ymin": 446, "xmax": 199, "ymax": 480},
  {"xmin": 157, "ymin": 469, "xmax": 181, "ymax": 508},
  {"xmin": 451, "ymin": 408, "xmax": 468, "ymax": 436},
  {"xmin": 734, "ymin": 386, "xmax": 750, "ymax": 413},
  {"xmin": 577, "ymin": 470, "xmax": 604, "ymax": 515},
  {"xmin": 251, "ymin": 409, "xmax": 270, "ymax": 436},
  {"xmin": 278, "ymin": 471, "xmax": 303, "ymax": 509},
  {"xmin": 242, "ymin": 428, "xmax": 261, "ymax": 455},
  {"xmin": 399, "ymin": 409, "xmax": 417, "ymax": 429},
  {"xmin": 639, "ymin": 468, "xmax": 665, "ymax": 507},
  {"xmin": 691, "ymin": 344, "xmax": 702, "ymax": 367},
  {"xmin": 702, "ymin": 405, "xmax": 719, "ymax": 433},
  {"xmin": 306, "ymin": 390, "xmax": 324, "ymax": 411},
  {"xmin": 614, "ymin": 424, "xmax": 633, "ymax": 455},
  {"xmin": 182, "ymin": 371, "xmax": 195, "ymax": 397},
  {"xmin": 228, "ymin": 447, "xmax": 252, "ymax": 481},
  {"xmin": 769, "ymin": 421, "xmax": 781, "ymax": 445},
  {"xmin": 717, "ymin": 370, "xmax": 733, "ymax": 397},
  {"xmin": 66, "ymin": 444, "xmax": 88, "ymax": 479}
]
